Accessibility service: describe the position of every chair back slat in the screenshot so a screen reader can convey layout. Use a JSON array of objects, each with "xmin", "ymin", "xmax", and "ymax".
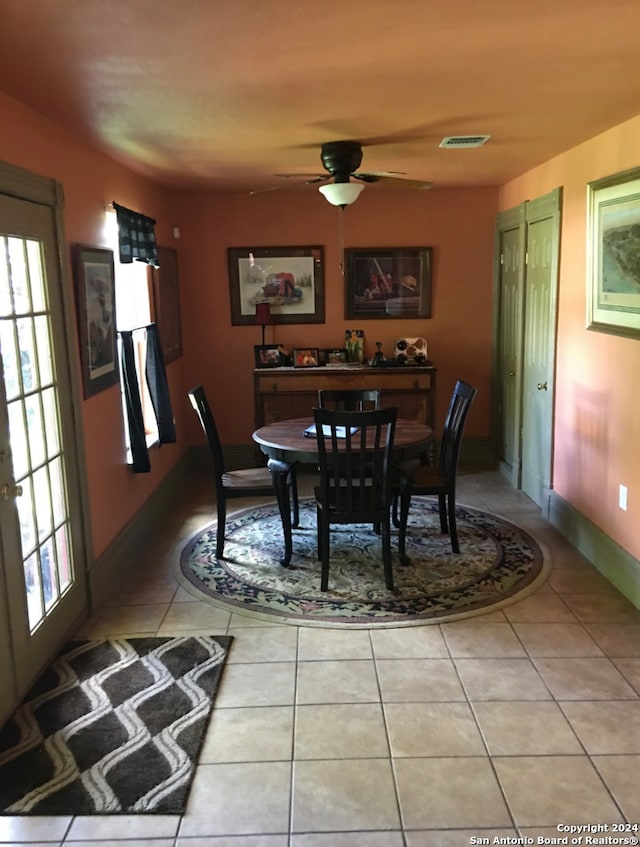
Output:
[
  {"xmin": 313, "ymin": 406, "xmax": 398, "ymax": 519},
  {"xmin": 438, "ymin": 380, "xmax": 478, "ymax": 479},
  {"xmin": 318, "ymin": 388, "xmax": 382, "ymax": 412},
  {"xmin": 188, "ymin": 385, "xmax": 226, "ymax": 484}
]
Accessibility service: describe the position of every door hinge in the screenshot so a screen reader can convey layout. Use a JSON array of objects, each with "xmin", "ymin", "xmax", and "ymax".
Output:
[
  {"xmin": 525, "ymin": 252, "xmax": 529, "ymax": 265},
  {"xmin": 500, "ymin": 253, "xmax": 504, "ymax": 265}
]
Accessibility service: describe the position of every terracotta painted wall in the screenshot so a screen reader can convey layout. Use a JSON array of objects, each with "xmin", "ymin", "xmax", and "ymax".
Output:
[
  {"xmin": 172, "ymin": 186, "xmax": 498, "ymax": 446},
  {"xmin": 499, "ymin": 115, "xmax": 640, "ymax": 562},
  {"xmin": 0, "ymin": 91, "xmax": 497, "ymax": 564},
  {"xmin": 0, "ymin": 93, "xmax": 187, "ymax": 558}
]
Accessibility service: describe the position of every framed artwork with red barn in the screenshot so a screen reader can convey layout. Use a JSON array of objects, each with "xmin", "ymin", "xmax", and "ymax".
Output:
[{"xmin": 228, "ymin": 246, "xmax": 325, "ymax": 325}]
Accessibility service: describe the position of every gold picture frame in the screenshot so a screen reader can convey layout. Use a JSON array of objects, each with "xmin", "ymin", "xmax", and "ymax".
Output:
[{"xmin": 587, "ymin": 166, "xmax": 640, "ymax": 339}]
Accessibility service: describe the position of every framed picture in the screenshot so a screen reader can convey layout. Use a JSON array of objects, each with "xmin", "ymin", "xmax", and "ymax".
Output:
[
  {"xmin": 326, "ymin": 348, "xmax": 347, "ymax": 365},
  {"xmin": 72, "ymin": 245, "xmax": 118, "ymax": 398},
  {"xmin": 293, "ymin": 348, "xmax": 319, "ymax": 368},
  {"xmin": 228, "ymin": 246, "xmax": 325, "ymax": 325},
  {"xmin": 254, "ymin": 344, "xmax": 283, "ymax": 368},
  {"xmin": 345, "ymin": 247, "xmax": 433, "ymax": 319},
  {"xmin": 151, "ymin": 245, "xmax": 182, "ymax": 363},
  {"xmin": 587, "ymin": 167, "xmax": 640, "ymax": 339}
]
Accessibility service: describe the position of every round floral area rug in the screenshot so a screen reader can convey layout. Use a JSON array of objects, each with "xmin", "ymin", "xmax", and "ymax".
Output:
[{"xmin": 178, "ymin": 498, "xmax": 548, "ymax": 627}]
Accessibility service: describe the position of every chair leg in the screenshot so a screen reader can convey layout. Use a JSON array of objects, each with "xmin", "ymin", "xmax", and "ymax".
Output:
[
  {"xmin": 391, "ymin": 493, "xmax": 400, "ymax": 528},
  {"xmin": 398, "ymin": 493, "xmax": 411, "ymax": 566},
  {"xmin": 381, "ymin": 518, "xmax": 394, "ymax": 591},
  {"xmin": 448, "ymin": 491, "xmax": 460, "ymax": 553},
  {"xmin": 438, "ymin": 492, "xmax": 448, "ymax": 534},
  {"xmin": 216, "ymin": 497, "xmax": 227, "ymax": 559},
  {"xmin": 318, "ymin": 515, "xmax": 330, "ymax": 591},
  {"xmin": 289, "ymin": 466, "xmax": 300, "ymax": 528}
]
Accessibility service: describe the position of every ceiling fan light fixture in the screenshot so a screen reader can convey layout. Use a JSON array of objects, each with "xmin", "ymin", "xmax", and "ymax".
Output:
[{"xmin": 319, "ymin": 181, "xmax": 364, "ymax": 207}]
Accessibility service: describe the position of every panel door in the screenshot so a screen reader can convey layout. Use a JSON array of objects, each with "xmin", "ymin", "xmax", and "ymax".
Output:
[
  {"xmin": 0, "ymin": 191, "xmax": 88, "ymax": 715},
  {"xmin": 521, "ymin": 194, "xmax": 560, "ymax": 510},
  {"xmin": 497, "ymin": 224, "xmax": 525, "ymax": 483}
]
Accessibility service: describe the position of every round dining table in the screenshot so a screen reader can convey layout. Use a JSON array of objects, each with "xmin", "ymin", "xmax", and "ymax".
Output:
[{"xmin": 252, "ymin": 416, "xmax": 433, "ymax": 566}]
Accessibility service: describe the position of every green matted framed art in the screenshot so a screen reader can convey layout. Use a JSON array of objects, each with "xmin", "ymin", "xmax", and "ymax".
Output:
[{"xmin": 587, "ymin": 167, "xmax": 640, "ymax": 339}]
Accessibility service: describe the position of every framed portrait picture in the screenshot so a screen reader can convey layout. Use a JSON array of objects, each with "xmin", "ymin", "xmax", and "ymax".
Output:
[
  {"xmin": 293, "ymin": 348, "xmax": 319, "ymax": 368},
  {"xmin": 72, "ymin": 244, "xmax": 118, "ymax": 398},
  {"xmin": 228, "ymin": 246, "xmax": 325, "ymax": 326},
  {"xmin": 345, "ymin": 247, "xmax": 433, "ymax": 319},
  {"xmin": 254, "ymin": 344, "xmax": 283, "ymax": 368},
  {"xmin": 587, "ymin": 167, "xmax": 640, "ymax": 339}
]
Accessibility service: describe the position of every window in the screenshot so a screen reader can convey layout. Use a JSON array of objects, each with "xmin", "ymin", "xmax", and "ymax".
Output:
[{"xmin": 104, "ymin": 211, "xmax": 159, "ymax": 457}]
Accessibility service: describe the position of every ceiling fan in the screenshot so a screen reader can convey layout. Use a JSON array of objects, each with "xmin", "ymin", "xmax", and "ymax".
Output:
[{"xmin": 251, "ymin": 140, "xmax": 433, "ymax": 206}]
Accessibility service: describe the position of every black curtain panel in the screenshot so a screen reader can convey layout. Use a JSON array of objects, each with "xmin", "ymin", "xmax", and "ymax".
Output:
[
  {"xmin": 113, "ymin": 201, "xmax": 159, "ymax": 268},
  {"xmin": 119, "ymin": 330, "xmax": 151, "ymax": 473},
  {"xmin": 145, "ymin": 323, "xmax": 176, "ymax": 445}
]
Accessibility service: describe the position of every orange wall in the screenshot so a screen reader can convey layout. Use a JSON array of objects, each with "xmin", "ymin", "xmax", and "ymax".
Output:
[
  {"xmin": 0, "ymin": 93, "xmax": 187, "ymax": 558},
  {"xmin": 499, "ymin": 115, "xmax": 640, "ymax": 561},
  {"xmin": 0, "ymin": 91, "xmax": 501, "ymax": 564},
  {"xmin": 172, "ymin": 187, "xmax": 498, "ymax": 445}
]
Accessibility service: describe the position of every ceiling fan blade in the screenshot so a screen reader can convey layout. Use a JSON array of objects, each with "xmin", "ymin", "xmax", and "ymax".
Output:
[
  {"xmin": 355, "ymin": 173, "xmax": 433, "ymax": 190},
  {"xmin": 358, "ymin": 170, "xmax": 407, "ymax": 177},
  {"xmin": 250, "ymin": 175, "xmax": 328, "ymax": 195},
  {"xmin": 273, "ymin": 173, "xmax": 326, "ymax": 179}
]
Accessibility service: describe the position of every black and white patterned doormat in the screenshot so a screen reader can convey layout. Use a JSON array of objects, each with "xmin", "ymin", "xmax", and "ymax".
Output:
[{"xmin": 0, "ymin": 635, "xmax": 232, "ymax": 814}]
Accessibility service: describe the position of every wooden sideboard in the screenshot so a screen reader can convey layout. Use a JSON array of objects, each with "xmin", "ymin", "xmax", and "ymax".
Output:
[{"xmin": 254, "ymin": 365, "xmax": 437, "ymax": 429}]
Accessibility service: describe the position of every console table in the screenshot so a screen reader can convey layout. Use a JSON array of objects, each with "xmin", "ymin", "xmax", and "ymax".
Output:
[{"xmin": 254, "ymin": 365, "xmax": 437, "ymax": 429}]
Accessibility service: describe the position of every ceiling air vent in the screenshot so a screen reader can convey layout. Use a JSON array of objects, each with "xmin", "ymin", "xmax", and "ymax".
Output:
[{"xmin": 439, "ymin": 135, "xmax": 491, "ymax": 149}]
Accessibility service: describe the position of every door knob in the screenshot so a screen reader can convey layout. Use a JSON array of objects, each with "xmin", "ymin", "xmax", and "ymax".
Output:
[
  {"xmin": 537, "ymin": 382, "xmax": 548, "ymax": 391},
  {"xmin": 509, "ymin": 371, "xmax": 515, "ymax": 377},
  {"xmin": 1, "ymin": 483, "xmax": 23, "ymax": 500}
]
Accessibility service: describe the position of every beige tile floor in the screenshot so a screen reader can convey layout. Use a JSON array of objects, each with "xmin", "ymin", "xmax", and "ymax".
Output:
[{"xmin": 2, "ymin": 469, "xmax": 640, "ymax": 846}]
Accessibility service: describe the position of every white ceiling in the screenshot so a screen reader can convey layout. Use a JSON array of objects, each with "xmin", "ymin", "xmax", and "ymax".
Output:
[{"xmin": 2, "ymin": 0, "xmax": 640, "ymax": 193}]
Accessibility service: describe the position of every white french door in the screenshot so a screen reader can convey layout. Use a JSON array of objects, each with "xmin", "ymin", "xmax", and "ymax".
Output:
[{"xmin": 0, "ymin": 187, "xmax": 88, "ymax": 721}]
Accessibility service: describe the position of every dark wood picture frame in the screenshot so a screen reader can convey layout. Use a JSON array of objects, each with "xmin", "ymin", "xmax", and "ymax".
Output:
[
  {"xmin": 72, "ymin": 244, "xmax": 119, "ymax": 398},
  {"xmin": 345, "ymin": 247, "xmax": 433, "ymax": 319},
  {"xmin": 293, "ymin": 348, "xmax": 319, "ymax": 367},
  {"xmin": 228, "ymin": 246, "xmax": 325, "ymax": 326},
  {"xmin": 151, "ymin": 245, "xmax": 182, "ymax": 363},
  {"xmin": 254, "ymin": 344, "xmax": 283, "ymax": 368}
]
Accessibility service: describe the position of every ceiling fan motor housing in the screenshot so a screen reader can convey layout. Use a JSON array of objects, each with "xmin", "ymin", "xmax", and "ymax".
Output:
[{"xmin": 321, "ymin": 141, "xmax": 363, "ymax": 182}]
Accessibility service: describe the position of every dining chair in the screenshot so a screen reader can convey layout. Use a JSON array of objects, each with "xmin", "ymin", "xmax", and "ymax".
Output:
[
  {"xmin": 318, "ymin": 388, "xmax": 382, "ymax": 411},
  {"xmin": 397, "ymin": 379, "xmax": 477, "ymax": 561},
  {"xmin": 188, "ymin": 385, "xmax": 299, "ymax": 559},
  {"xmin": 313, "ymin": 405, "xmax": 398, "ymax": 592}
]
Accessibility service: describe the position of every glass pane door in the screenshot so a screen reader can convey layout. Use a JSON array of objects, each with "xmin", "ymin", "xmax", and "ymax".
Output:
[{"xmin": 0, "ymin": 192, "xmax": 87, "ymax": 705}]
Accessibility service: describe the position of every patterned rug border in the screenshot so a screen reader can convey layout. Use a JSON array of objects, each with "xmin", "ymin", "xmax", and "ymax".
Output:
[
  {"xmin": 177, "ymin": 500, "xmax": 551, "ymax": 628},
  {"xmin": 0, "ymin": 635, "xmax": 232, "ymax": 815}
]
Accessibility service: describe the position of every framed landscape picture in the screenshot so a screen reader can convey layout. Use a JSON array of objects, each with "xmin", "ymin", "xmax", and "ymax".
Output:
[
  {"xmin": 587, "ymin": 167, "xmax": 640, "ymax": 339},
  {"xmin": 345, "ymin": 247, "xmax": 433, "ymax": 319},
  {"xmin": 228, "ymin": 246, "xmax": 325, "ymax": 325}
]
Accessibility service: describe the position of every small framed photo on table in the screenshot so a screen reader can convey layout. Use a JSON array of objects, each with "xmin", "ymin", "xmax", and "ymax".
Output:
[
  {"xmin": 293, "ymin": 348, "xmax": 319, "ymax": 367},
  {"xmin": 254, "ymin": 345, "xmax": 283, "ymax": 368}
]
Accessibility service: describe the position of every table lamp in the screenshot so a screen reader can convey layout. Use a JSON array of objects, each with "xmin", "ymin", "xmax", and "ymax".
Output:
[{"xmin": 255, "ymin": 301, "xmax": 273, "ymax": 345}]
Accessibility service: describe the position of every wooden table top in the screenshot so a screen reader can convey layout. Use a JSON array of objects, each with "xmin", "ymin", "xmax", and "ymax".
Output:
[{"xmin": 252, "ymin": 416, "xmax": 433, "ymax": 464}]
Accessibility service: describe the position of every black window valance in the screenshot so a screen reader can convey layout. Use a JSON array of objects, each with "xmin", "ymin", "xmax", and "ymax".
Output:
[{"xmin": 113, "ymin": 201, "xmax": 159, "ymax": 268}]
